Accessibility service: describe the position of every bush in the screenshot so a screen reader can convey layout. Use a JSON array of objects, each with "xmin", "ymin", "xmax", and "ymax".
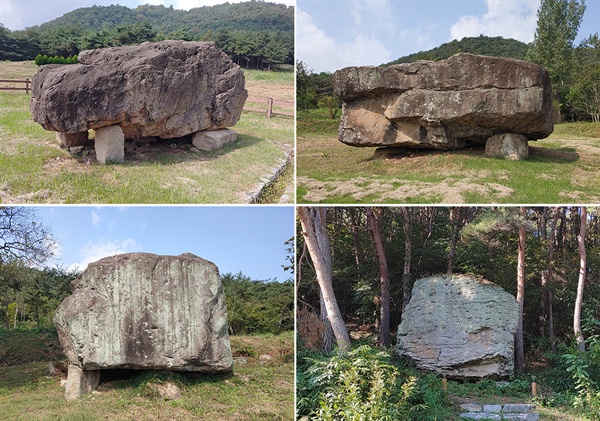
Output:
[{"xmin": 296, "ymin": 345, "xmax": 445, "ymax": 421}]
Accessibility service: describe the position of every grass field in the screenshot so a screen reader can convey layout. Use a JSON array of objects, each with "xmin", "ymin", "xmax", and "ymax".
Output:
[
  {"xmin": 0, "ymin": 61, "xmax": 293, "ymax": 204},
  {"xmin": 0, "ymin": 331, "xmax": 294, "ymax": 421},
  {"xmin": 297, "ymin": 108, "xmax": 600, "ymax": 204}
]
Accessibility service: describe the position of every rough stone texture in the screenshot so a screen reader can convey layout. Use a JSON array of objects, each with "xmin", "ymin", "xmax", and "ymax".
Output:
[
  {"xmin": 64, "ymin": 364, "xmax": 100, "ymax": 401},
  {"xmin": 95, "ymin": 125, "xmax": 125, "ymax": 164},
  {"xmin": 396, "ymin": 274, "xmax": 518, "ymax": 379},
  {"xmin": 460, "ymin": 413, "xmax": 501, "ymax": 420},
  {"xmin": 485, "ymin": 133, "xmax": 529, "ymax": 160},
  {"xmin": 461, "ymin": 404, "xmax": 484, "ymax": 412},
  {"xmin": 192, "ymin": 129, "xmax": 237, "ymax": 151},
  {"xmin": 503, "ymin": 404, "xmax": 535, "ymax": 413},
  {"xmin": 333, "ymin": 53, "xmax": 553, "ymax": 150},
  {"xmin": 56, "ymin": 131, "xmax": 88, "ymax": 148},
  {"xmin": 483, "ymin": 405, "xmax": 503, "ymax": 413},
  {"xmin": 54, "ymin": 252, "xmax": 233, "ymax": 376},
  {"xmin": 31, "ymin": 41, "xmax": 247, "ymax": 140}
]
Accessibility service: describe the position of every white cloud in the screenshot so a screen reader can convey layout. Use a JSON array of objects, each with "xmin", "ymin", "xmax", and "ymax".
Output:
[
  {"xmin": 297, "ymin": 8, "xmax": 392, "ymax": 73},
  {"xmin": 91, "ymin": 211, "xmax": 101, "ymax": 228},
  {"xmin": 450, "ymin": 0, "xmax": 540, "ymax": 43},
  {"xmin": 69, "ymin": 239, "xmax": 140, "ymax": 272}
]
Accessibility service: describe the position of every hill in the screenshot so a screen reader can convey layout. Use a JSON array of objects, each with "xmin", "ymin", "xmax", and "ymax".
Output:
[
  {"xmin": 36, "ymin": 2, "xmax": 293, "ymax": 35},
  {"xmin": 0, "ymin": 2, "xmax": 294, "ymax": 68},
  {"xmin": 384, "ymin": 35, "xmax": 530, "ymax": 66}
]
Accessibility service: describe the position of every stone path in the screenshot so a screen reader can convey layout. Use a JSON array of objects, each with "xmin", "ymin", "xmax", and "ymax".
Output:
[{"xmin": 459, "ymin": 403, "xmax": 539, "ymax": 420}]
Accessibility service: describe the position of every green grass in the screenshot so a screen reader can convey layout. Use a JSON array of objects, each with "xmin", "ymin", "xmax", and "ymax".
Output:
[
  {"xmin": 0, "ymin": 332, "xmax": 293, "ymax": 421},
  {"xmin": 0, "ymin": 63, "xmax": 293, "ymax": 204},
  {"xmin": 297, "ymin": 108, "xmax": 600, "ymax": 204}
]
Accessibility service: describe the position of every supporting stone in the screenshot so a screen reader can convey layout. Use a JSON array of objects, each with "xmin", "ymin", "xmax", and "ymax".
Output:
[
  {"xmin": 95, "ymin": 125, "xmax": 124, "ymax": 164},
  {"xmin": 64, "ymin": 364, "xmax": 100, "ymax": 401},
  {"xmin": 192, "ymin": 129, "xmax": 237, "ymax": 152},
  {"xmin": 56, "ymin": 131, "xmax": 89, "ymax": 148},
  {"xmin": 485, "ymin": 133, "xmax": 529, "ymax": 160}
]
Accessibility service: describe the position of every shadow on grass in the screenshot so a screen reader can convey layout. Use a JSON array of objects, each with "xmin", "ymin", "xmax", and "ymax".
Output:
[
  {"xmin": 0, "ymin": 362, "xmax": 48, "ymax": 389},
  {"xmin": 359, "ymin": 144, "xmax": 580, "ymax": 164},
  {"xmin": 98, "ymin": 368, "xmax": 234, "ymax": 392},
  {"xmin": 104, "ymin": 134, "xmax": 266, "ymax": 167},
  {"xmin": 529, "ymin": 146, "xmax": 579, "ymax": 163}
]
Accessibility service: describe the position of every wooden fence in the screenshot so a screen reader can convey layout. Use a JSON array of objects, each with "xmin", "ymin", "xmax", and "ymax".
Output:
[
  {"xmin": 0, "ymin": 82, "xmax": 294, "ymax": 119},
  {"xmin": 0, "ymin": 79, "xmax": 31, "ymax": 94},
  {"xmin": 244, "ymin": 97, "xmax": 294, "ymax": 118}
]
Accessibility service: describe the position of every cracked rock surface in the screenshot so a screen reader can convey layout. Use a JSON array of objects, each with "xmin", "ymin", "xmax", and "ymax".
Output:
[
  {"xmin": 54, "ymin": 252, "xmax": 233, "ymax": 373},
  {"xmin": 396, "ymin": 274, "xmax": 518, "ymax": 379},
  {"xmin": 333, "ymin": 53, "xmax": 553, "ymax": 149}
]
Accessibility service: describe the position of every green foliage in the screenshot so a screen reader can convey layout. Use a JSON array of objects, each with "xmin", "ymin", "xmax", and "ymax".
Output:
[
  {"xmin": 297, "ymin": 345, "xmax": 450, "ymax": 420},
  {"xmin": 385, "ymin": 35, "xmax": 530, "ymax": 65},
  {"xmin": 222, "ymin": 272, "xmax": 293, "ymax": 335},
  {"xmin": 567, "ymin": 34, "xmax": 600, "ymax": 122},
  {"xmin": 561, "ymin": 318, "xmax": 600, "ymax": 419},
  {"xmin": 0, "ymin": 325, "xmax": 64, "ymax": 365},
  {"xmin": 0, "ymin": 3, "xmax": 293, "ymax": 68},
  {"xmin": 526, "ymin": 0, "xmax": 587, "ymax": 120}
]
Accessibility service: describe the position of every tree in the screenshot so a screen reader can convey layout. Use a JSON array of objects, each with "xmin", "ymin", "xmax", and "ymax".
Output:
[
  {"xmin": 298, "ymin": 207, "xmax": 351, "ymax": 353},
  {"xmin": 574, "ymin": 206, "xmax": 587, "ymax": 350},
  {"xmin": 0, "ymin": 207, "xmax": 54, "ymax": 267},
  {"xmin": 366, "ymin": 207, "xmax": 391, "ymax": 348},
  {"xmin": 526, "ymin": 0, "xmax": 586, "ymax": 119},
  {"xmin": 567, "ymin": 34, "xmax": 600, "ymax": 122},
  {"xmin": 515, "ymin": 207, "xmax": 526, "ymax": 373},
  {"xmin": 400, "ymin": 207, "xmax": 413, "ymax": 313}
]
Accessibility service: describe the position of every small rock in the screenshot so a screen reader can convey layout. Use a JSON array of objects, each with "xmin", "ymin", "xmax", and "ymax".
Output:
[
  {"xmin": 234, "ymin": 357, "xmax": 248, "ymax": 365},
  {"xmin": 460, "ymin": 404, "xmax": 483, "ymax": 412},
  {"xmin": 69, "ymin": 146, "xmax": 84, "ymax": 154},
  {"xmin": 259, "ymin": 354, "xmax": 272, "ymax": 361}
]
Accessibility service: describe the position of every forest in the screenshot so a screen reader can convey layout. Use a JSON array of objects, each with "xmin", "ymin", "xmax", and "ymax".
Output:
[
  {"xmin": 297, "ymin": 206, "xmax": 600, "ymax": 420},
  {"xmin": 0, "ymin": 207, "xmax": 294, "ymax": 365},
  {"xmin": 0, "ymin": 2, "xmax": 294, "ymax": 69},
  {"xmin": 298, "ymin": 0, "xmax": 600, "ymax": 123}
]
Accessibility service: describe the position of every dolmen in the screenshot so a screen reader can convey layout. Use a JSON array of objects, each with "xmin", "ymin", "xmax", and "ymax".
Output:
[
  {"xmin": 31, "ymin": 41, "xmax": 247, "ymax": 164},
  {"xmin": 333, "ymin": 53, "xmax": 553, "ymax": 160},
  {"xmin": 54, "ymin": 252, "xmax": 233, "ymax": 400},
  {"xmin": 396, "ymin": 274, "xmax": 518, "ymax": 379}
]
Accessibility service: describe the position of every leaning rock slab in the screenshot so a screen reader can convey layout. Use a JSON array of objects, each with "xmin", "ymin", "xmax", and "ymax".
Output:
[
  {"xmin": 333, "ymin": 53, "xmax": 553, "ymax": 150},
  {"xmin": 192, "ymin": 129, "xmax": 237, "ymax": 151},
  {"xmin": 396, "ymin": 274, "xmax": 518, "ymax": 379},
  {"xmin": 64, "ymin": 364, "xmax": 100, "ymax": 401},
  {"xmin": 54, "ymin": 252, "xmax": 233, "ymax": 398},
  {"xmin": 95, "ymin": 125, "xmax": 124, "ymax": 164},
  {"xmin": 485, "ymin": 133, "xmax": 529, "ymax": 160}
]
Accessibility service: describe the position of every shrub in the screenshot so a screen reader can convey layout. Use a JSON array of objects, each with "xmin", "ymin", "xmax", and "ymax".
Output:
[
  {"xmin": 34, "ymin": 54, "xmax": 43, "ymax": 66},
  {"xmin": 300, "ymin": 345, "xmax": 422, "ymax": 421}
]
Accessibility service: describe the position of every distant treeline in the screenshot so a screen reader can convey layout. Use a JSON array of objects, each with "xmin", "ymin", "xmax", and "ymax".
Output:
[
  {"xmin": 0, "ymin": 267, "xmax": 293, "ymax": 336},
  {"xmin": 384, "ymin": 35, "xmax": 529, "ymax": 65},
  {"xmin": 0, "ymin": 2, "xmax": 294, "ymax": 69}
]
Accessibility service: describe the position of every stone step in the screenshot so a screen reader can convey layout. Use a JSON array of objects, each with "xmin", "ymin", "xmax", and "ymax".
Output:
[{"xmin": 459, "ymin": 403, "xmax": 539, "ymax": 421}]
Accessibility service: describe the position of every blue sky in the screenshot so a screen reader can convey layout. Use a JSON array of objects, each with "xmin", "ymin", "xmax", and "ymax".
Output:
[
  {"xmin": 298, "ymin": 0, "xmax": 600, "ymax": 72},
  {"xmin": 0, "ymin": 0, "xmax": 294, "ymax": 31},
  {"xmin": 34, "ymin": 206, "xmax": 294, "ymax": 282}
]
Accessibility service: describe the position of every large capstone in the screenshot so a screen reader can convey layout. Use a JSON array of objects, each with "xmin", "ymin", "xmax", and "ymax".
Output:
[
  {"xmin": 333, "ymin": 53, "xmax": 553, "ymax": 152},
  {"xmin": 31, "ymin": 41, "xmax": 247, "ymax": 162},
  {"xmin": 396, "ymin": 274, "xmax": 518, "ymax": 379},
  {"xmin": 54, "ymin": 252, "xmax": 232, "ymax": 398}
]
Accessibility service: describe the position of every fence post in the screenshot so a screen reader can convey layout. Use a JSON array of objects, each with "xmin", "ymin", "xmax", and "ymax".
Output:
[
  {"xmin": 25, "ymin": 78, "xmax": 29, "ymax": 95},
  {"xmin": 267, "ymin": 97, "xmax": 273, "ymax": 118}
]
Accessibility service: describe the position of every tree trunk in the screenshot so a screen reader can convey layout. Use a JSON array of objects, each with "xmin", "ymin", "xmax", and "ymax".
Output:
[
  {"xmin": 366, "ymin": 207, "xmax": 391, "ymax": 348},
  {"xmin": 574, "ymin": 206, "xmax": 587, "ymax": 351},
  {"xmin": 298, "ymin": 207, "xmax": 351, "ymax": 353},
  {"xmin": 447, "ymin": 207, "xmax": 461, "ymax": 274},
  {"xmin": 320, "ymin": 290, "xmax": 333, "ymax": 353},
  {"xmin": 400, "ymin": 207, "xmax": 413, "ymax": 314},
  {"xmin": 546, "ymin": 207, "xmax": 560, "ymax": 352},
  {"xmin": 349, "ymin": 208, "xmax": 365, "ymax": 268},
  {"xmin": 515, "ymin": 206, "xmax": 526, "ymax": 373}
]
